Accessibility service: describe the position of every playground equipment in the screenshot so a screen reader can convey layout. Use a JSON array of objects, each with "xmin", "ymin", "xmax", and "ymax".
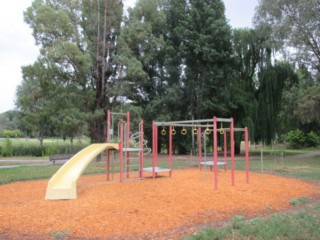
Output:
[
  {"xmin": 45, "ymin": 113, "xmax": 250, "ymax": 200},
  {"xmin": 151, "ymin": 117, "xmax": 250, "ymax": 189},
  {"xmin": 45, "ymin": 143, "xmax": 119, "ymax": 200},
  {"xmin": 46, "ymin": 111, "xmax": 147, "ymax": 200},
  {"xmin": 106, "ymin": 110, "xmax": 150, "ymax": 182}
]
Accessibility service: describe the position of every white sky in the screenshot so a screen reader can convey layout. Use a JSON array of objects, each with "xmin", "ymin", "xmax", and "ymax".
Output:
[{"xmin": 0, "ymin": 0, "xmax": 258, "ymax": 114}]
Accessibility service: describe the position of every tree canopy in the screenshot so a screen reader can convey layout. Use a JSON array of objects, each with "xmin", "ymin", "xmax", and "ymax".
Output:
[{"xmin": 14, "ymin": 0, "xmax": 320, "ymax": 149}]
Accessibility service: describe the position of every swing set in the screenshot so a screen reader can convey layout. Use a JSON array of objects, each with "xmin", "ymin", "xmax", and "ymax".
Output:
[
  {"xmin": 105, "ymin": 110, "xmax": 249, "ymax": 189},
  {"xmin": 151, "ymin": 117, "xmax": 250, "ymax": 189}
]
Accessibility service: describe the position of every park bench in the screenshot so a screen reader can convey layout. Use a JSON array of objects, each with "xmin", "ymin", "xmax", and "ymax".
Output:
[{"xmin": 49, "ymin": 154, "xmax": 73, "ymax": 165}]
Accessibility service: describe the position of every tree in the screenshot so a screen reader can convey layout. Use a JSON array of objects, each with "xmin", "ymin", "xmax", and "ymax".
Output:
[
  {"xmin": 82, "ymin": 0, "xmax": 124, "ymax": 142},
  {"xmin": 21, "ymin": 0, "xmax": 124, "ymax": 142},
  {"xmin": 231, "ymin": 28, "xmax": 261, "ymax": 142},
  {"xmin": 254, "ymin": 0, "xmax": 320, "ymax": 74},
  {"xmin": 295, "ymin": 85, "xmax": 320, "ymax": 125},
  {"xmin": 179, "ymin": 0, "xmax": 234, "ymax": 120},
  {"xmin": 16, "ymin": 61, "xmax": 54, "ymax": 145}
]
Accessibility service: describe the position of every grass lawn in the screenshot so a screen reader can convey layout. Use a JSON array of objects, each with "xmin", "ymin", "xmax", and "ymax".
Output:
[
  {"xmin": 184, "ymin": 202, "xmax": 320, "ymax": 240},
  {"xmin": 235, "ymin": 156, "xmax": 320, "ymax": 180},
  {"xmin": 184, "ymin": 149, "xmax": 320, "ymax": 240}
]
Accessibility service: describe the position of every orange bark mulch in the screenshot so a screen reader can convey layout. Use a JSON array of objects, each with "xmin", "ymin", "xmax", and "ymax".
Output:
[{"xmin": 0, "ymin": 169, "xmax": 318, "ymax": 239}]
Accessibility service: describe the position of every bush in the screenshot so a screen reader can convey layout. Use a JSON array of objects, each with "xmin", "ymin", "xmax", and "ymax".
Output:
[
  {"xmin": 11, "ymin": 145, "xmax": 45, "ymax": 157},
  {"xmin": 1, "ymin": 138, "xmax": 13, "ymax": 157},
  {"xmin": 0, "ymin": 141, "xmax": 88, "ymax": 157},
  {"xmin": 1, "ymin": 129, "xmax": 23, "ymax": 138},
  {"xmin": 286, "ymin": 129, "xmax": 320, "ymax": 148},
  {"xmin": 285, "ymin": 129, "xmax": 305, "ymax": 148},
  {"xmin": 305, "ymin": 131, "xmax": 320, "ymax": 147}
]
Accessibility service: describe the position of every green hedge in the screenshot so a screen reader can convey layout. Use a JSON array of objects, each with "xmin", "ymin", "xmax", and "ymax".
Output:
[
  {"xmin": 286, "ymin": 129, "xmax": 320, "ymax": 149},
  {"xmin": 0, "ymin": 142, "xmax": 88, "ymax": 157}
]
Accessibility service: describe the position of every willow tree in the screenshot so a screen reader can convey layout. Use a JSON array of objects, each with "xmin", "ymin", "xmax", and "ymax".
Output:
[
  {"xmin": 230, "ymin": 28, "xmax": 261, "ymax": 149},
  {"xmin": 253, "ymin": 0, "xmax": 320, "ymax": 140},
  {"xmin": 256, "ymin": 61, "xmax": 298, "ymax": 144}
]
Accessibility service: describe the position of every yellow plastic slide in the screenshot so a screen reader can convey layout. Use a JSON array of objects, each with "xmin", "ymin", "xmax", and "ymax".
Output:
[{"xmin": 45, "ymin": 143, "xmax": 119, "ymax": 200}]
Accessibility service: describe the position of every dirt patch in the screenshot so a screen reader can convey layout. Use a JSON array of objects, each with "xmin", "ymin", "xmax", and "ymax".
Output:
[{"xmin": 0, "ymin": 169, "xmax": 318, "ymax": 239}]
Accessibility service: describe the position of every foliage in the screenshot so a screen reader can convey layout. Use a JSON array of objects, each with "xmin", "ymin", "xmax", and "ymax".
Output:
[
  {"xmin": 305, "ymin": 131, "xmax": 320, "ymax": 147},
  {"xmin": 254, "ymin": 0, "xmax": 320, "ymax": 73},
  {"xmin": 15, "ymin": 0, "xmax": 318, "ymax": 148},
  {"xmin": 286, "ymin": 129, "xmax": 320, "ymax": 148},
  {"xmin": 1, "ymin": 129, "xmax": 23, "ymax": 138},
  {"xmin": 121, "ymin": 0, "xmax": 240, "ymax": 152},
  {"xmin": 0, "ymin": 111, "xmax": 21, "ymax": 132},
  {"xmin": 254, "ymin": 0, "xmax": 320, "ymax": 140},
  {"xmin": 51, "ymin": 229, "xmax": 72, "ymax": 239},
  {"xmin": 256, "ymin": 62, "xmax": 298, "ymax": 144},
  {"xmin": 1, "ymin": 138, "xmax": 13, "ymax": 157},
  {"xmin": 19, "ymin": 0, "xmax": 125, "ymax": 143},
  {"xmin": 289, "ymin": 196, "xmax": 311, "ymax": 206},
  {"xmin": 0, "ymin": 138, "xmax": 88, "ymax": 157},
  {"xmin": 295, "ymin": 85, "xmax": 320, "ymax": 125},
  {"xmin": 280, "ymin": 66, "xmax": 320, "ymax": 134}
]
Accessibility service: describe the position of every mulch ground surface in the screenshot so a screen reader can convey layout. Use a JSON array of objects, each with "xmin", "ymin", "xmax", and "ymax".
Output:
[{"xmin": 0, "ymin": 169, "xmax": 318, "ymax": 240}]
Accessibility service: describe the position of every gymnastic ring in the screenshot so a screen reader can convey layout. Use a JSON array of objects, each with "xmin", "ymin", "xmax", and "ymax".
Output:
[
  {"xmin": 219, "ymin": 128, "xmax": 225, "ymax": 134},
  {"xmin": 205, "ymin": 128, "xmax": 211, "ymax": 135},
  {"xmin": 181, "ymin": 128, "xmax": 187, "ymax": 135},
  {"xmin": 193, "ymin": 128, "xmax": 198, "ymax": 135},
  {"xmin": 171, "ymin": 128, "xmax": 176, "ymax": 135},
  {"xmin": 161, "ymin": 129, "xmax": 166, "ymax": 135}
]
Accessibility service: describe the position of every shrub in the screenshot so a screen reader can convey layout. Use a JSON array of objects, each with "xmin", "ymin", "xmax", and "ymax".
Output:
[
  {"xmin": 8, "ymin": 143, "xmax": 88, "ymax": 157},
  {"xmin": 1, "ymin": 138, "xmax": 13, "ymax": 157},
  {"xmin": 285, "ymin": 129, "xmax": 305, "ymax": 148},
  {"xmin": 286, "ymin": 129, "xmax": 320, "ymax": 148},
  {"xmin": 1, "ymin": 129, "xmax": 23, "ymax": 138},
  {"xmin": 11, "ymin": 145, "xmax": 45, "ymax": 157},
  {"xmin": 305, "ymin": 131, "xmax": 320, "ymax": 147}
]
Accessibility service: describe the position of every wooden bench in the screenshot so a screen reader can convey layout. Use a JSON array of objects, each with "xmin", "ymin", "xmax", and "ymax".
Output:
[{"xmin": 49, "ymin": 154, "xmax": 73, "ymax": 165}]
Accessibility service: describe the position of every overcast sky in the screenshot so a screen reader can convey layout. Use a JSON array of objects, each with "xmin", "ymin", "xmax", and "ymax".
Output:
[{"xmin": 0, "ymin": 0, "xmax": 258, "ymax": 114}]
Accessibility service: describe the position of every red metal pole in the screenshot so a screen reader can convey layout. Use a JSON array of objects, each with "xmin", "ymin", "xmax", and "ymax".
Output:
[
  {"xmin": 119, "ymin": 119, "xmax": 124, "ymax": 182},
  {"xmin": 126, "ymin": 112, "xmax": 130, "ymax": 179},
  {"xmin": 213, "ymin": 117, "xmax": 218, "ymax": 190},
  {"xmin": 106, "ymin": 149, "xmax": 110, "ymax": 181},
  {"xmin": 198, "ymin": 127, "xmax": 202, "ymax": 170},
  {"xmin": 245, "ymin": 127, "xmax": 250, "ymax": 184},
  {"xmin": 140, "ymin": 120, "xmax": 144, "ymax": 179},
  {"xmin": 155, "ymin": 124, "xmax": 159, "ymax": 168},
  {"xmin": 231, "ymin": 118, "xmax": 235, "ymax": 186},
  {"xmin": 107, "ymin": 110, "xmax": 111, "ymax": 142},
  {"xmin": 169, "ymin": 125, "xmax": 172, "ymax": 177},
  {"xmin": 224, "ymin": 131, "xmax": 227, "ymax": 172},
  {"xmin": 152, "ymin": 122, "xmax": 156, "ymax": 179}
]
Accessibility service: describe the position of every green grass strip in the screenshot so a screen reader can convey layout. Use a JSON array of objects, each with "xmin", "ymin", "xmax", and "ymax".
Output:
[{"xmin": 185, "ymin": 203, "xmax": 320, "ymax": 240}]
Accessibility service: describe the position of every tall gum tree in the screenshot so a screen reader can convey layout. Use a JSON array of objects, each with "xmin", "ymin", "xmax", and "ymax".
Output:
[
  {"xmin": 21, "ymin": 0, "xmax": 123, "ymax": 142},
  {"xmin": 254, "ymin": 0, "xmax": 320, "ymax": 74}
]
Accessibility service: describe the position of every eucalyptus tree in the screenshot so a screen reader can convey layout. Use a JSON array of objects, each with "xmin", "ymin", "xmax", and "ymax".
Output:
[
  {"xmin": 281, "ymin": 66, "xmax": 320, "ymax": 132},
  {"xmin": 254, "ymin": 0, "xmax": 320, "ymax": 74},
  {"xmin": 20, "ymin": 0, "xmax": 124, "ymax": 142}
]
